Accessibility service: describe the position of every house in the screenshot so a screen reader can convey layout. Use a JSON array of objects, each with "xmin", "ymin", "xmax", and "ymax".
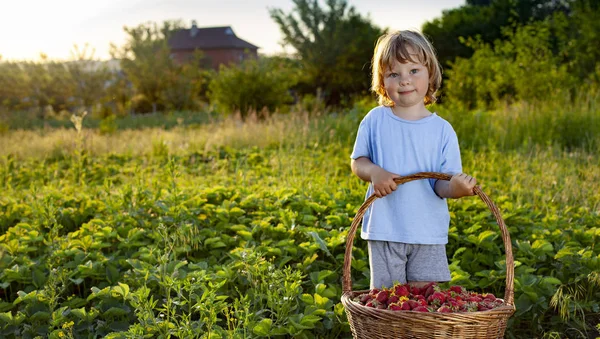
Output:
[{"xmin": 168, "ymin": 21, "xmax": 259, "ymax": 70}]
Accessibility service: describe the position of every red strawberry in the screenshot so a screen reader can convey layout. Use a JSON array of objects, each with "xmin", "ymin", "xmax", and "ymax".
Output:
[
  {"xmin": 388, "ymin": 303, "xmax": 402, "ymax": 311},
  {"xmin": 468, "ymin": 296, "xmax": 483, "ymax": 303},
  {"xmin": 450, "ymin": 285, "xmax": 464, "ymax": 294},
  {"xmin": 394, "ymin": 285, "xmax": 410, "ymax": 297},
  {"xmin": 424, "ymin": 285, "xmax": 435, "ymax": 298},
  {"xmin": 437, "ymin": 305, "xmax": 452, "ymax": 313},
  {"xmin": 410, "ymin": 286, "xmax": 421, "ymax": 296},
  {"xmin": 401, "ymin": 301, "xmax": 411, "ymax": 310},
  {"xmin": 483, "ymin": 293, "xmax": 496, "ymax": 301},
  {"xmin": 408, "ymin": 299, "xmax": 420, "ymax": 309},
  {"xmin": 359, "ymin": 293, "xmax": 371, "ymax": 304},
  {"xmin": 428, "ymin": 292, "xmax": 446, "ymax": 305},
  {"xmin": 376, "ymin": 291, "xmax": 389, "ymax": 303},
  {"xmin": 413, "ymin": 306, "xmax": 429, "ymax": 312},
  {"xmin": 388, "ymin": 295, "xmax": 399, "ymax": 304}
]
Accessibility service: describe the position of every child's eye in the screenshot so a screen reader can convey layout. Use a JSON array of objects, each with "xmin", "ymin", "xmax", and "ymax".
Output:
[
  {"xmin": 388, "ymin": 73, "xmax": 398, "ymax": 78},
  {"xmin": 410, "ymin": 69, "xmax": 419, "ymax": 74}
]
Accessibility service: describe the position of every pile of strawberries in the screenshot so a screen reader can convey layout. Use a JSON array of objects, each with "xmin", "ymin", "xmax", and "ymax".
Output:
[{"xmin": 352, "ymin": 282, "xmax": 504, "ymax": 313}]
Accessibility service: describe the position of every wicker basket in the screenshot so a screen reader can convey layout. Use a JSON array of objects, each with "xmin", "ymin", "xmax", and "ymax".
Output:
[{"xmin": 341, "ymin": 172, "xmax": 515, "ymax": 339}]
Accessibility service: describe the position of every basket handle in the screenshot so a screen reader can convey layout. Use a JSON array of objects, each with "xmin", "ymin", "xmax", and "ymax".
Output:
[{"xmin": 342, "ymin": 172, "xmax": 514, "ymax": 306}]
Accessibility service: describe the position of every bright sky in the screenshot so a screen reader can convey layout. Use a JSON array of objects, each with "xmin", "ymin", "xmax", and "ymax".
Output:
[{"xmin": 0, "ymin": 0, "xmax": 465, "ymax": 62}]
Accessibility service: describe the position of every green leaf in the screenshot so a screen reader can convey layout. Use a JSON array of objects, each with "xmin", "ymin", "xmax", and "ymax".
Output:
[
  {"xmin": 32, "ymin": 269, "xmax": 46, "ymax": 288},
  {"xmin": 542, "ymin": 277, "xmax": 562, "ymax": 285},
  {"xmin": 106, "ymin": 265, "xmax": 120, "ymax": 285},
  {"xmin": 314, "ymin": 293, "xmax": 330, "ymax": 308},
  {"xmin": 308, "ymin": 231, "xmax": 333, "ymax": 258},
  {"xmin": 114, "ymin": 282, "xmax": 130, "ymax": 300},
  {"xmin": 252, "ymin": 318, "xmax": 272, "ymax": 336},
  {"xmin": 301, "ymin": 294, "xmax": 314, "ymax": 305},
  {"xmin": 103, "ymin": 307, "xmax": 129, "ymax": 318}
]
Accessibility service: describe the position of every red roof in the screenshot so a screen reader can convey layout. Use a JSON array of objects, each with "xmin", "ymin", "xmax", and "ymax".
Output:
[{"xmin": 168, "ymin": 26, "xmax": 259, "ymax": 50}]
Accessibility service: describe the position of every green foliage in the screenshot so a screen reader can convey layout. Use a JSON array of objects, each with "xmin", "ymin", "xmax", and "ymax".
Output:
[
  {"xmin": 422, "ymin": 0, "xmax": 571, "ymax": 67},
  {"xmin": 208, "ymin": 56, "xmax": 298, "ymax": 118},
  {"xmin": 111, "ymin": 20, "xmax": 211, "ymax": 114},
  {"xmin": 0, "ymin": 109, "xmax": 599, "ymax": 337},
  {"xmin": 444, "ymin": 18, "xmax": 575, "ymax": 110},
  {"xmin": 270, "ymin": 0, "xmax": 383, "ymax": 105}
]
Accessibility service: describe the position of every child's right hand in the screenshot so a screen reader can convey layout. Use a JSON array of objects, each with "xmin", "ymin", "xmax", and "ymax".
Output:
[{"xmin": 370, "ymin": 168, "xmax": 402, "ymax": 197}]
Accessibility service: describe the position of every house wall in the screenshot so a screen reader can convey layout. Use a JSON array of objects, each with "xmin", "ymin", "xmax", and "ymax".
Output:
[{"xmin": 172, "ymin": 48, "xmax": 258, "ymax": 70}]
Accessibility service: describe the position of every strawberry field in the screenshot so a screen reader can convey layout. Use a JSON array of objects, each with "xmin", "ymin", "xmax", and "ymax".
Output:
[{"xmin": 0, "ymin": 111, "xmax": 599, "ymax": 338}]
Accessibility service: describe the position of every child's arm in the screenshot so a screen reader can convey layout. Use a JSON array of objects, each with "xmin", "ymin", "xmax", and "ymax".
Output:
[
  {"xmin": 351, "ymin": 157, "xmax": 401, "ymax": 197},
  {"xmin": 434, "ymin": 173, "xmax": 477, "ymax": 199}
]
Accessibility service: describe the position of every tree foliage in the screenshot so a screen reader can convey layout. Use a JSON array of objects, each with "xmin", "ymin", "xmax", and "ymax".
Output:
[
  {"xmin": 444, "ymin": 0, "xmax": 599, "ymax": 109},
  {"xmin": 111, "ymin": 21, "xmax": 183, "ymax": 113},
  {"xmin": 270, "ymin": 0, "xmax": 383, "ymax": 105},
  {"xmin": 422, "ymin": 0, "xmax": 572, "ymax": 67},
  {"xmin": 208, "ymin": 56, "xmax": 299, "ymax": 118}
]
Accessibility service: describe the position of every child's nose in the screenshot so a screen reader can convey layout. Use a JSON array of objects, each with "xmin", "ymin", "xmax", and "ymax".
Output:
[{"xmin": 399, "ymin": 76, "xmax": 410, "ymax": 85}]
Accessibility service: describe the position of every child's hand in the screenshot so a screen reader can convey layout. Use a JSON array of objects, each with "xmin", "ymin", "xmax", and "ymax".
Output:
[
  {"xmin": 449, "ymin": 173, "xmax": 477, "ymax": 198},
  {"xmin": 370, "ymin": 168, "xmax": 401, "ymax": 197}
]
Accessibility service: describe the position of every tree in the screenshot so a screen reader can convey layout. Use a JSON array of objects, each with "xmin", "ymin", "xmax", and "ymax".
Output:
[
  {"xmin": 67, "ymin": 44, "xmax": 113, "ymax": 115},
  {"xmin": 422, "ymin": 0, "xmax": 573, "ymax": 68},
  {"xmin": 270, "ymin": 0, "xmax": 383, "ymax": 105},
  {"xmin": 208, "ymin": 56, "xmax": 299, "ymax": 118},
  {"xmin": 111, "ymin": 20, "xmax": 183, "ymax": 113}
]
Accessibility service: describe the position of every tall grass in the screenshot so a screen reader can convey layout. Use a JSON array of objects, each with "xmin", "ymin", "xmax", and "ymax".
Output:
[{"xmin": 438, "ymin": 89, "xmax": 600, "ymax": 152}]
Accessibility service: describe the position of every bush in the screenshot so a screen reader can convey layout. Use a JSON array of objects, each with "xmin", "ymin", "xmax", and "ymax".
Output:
[
  {"xmin": 208, "ymin": 57, "xmax": 299, "ymax": 119},
  {"xmin": 444, "ymin": 17, "xmax": 576, "ymax": 110}
]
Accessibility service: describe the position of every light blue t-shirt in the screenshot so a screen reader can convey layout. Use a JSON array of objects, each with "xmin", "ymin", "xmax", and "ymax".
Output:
[{"xmin": 350, "ymin": 106, "xmax": 462, "ymax": 244}]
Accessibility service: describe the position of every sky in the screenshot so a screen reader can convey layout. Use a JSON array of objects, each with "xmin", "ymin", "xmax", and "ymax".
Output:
[{"xmin": 0, "ymin": 0, "xmax": 465, "ymax": 62}]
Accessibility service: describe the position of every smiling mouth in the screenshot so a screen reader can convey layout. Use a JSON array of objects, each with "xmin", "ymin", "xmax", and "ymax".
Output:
[{"xmin": 399, "ymin": 90, "xmax": 414, "ymax": 95}]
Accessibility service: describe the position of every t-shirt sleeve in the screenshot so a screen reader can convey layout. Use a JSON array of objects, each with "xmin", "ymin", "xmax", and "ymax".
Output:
[
  {"xmin": 350, "ymin": 117, "xmax": 371, "ymax": 160},
  {"xmin": 440, "ymin": 124, "xmax": 462, "ymax": 175},
  {"xmin": 430, "ymin": 122, "xmax": 463, "ymax": 194}
]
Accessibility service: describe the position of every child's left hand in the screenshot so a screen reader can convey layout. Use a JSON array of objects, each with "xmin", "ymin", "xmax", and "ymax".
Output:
[{"xmin": 449, "ymin": 173, "xmax": 477, "ymax": 198}]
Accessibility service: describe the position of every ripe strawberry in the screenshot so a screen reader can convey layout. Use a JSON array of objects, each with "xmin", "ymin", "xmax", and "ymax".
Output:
[
  {"xmin": 477, "ymin": 303, "xmax": 490, "ymax": 311},
  {"xmin": 468, "ymin": 296, "xmax": 483, "ymax": 303},
  {"xmin": 428, "ymin": 292, "xmax": 446, "ymax": 305},
  {"xmin": 407, "ymin": 300, "xmax": 420, "ymax": 309},
  {"xmin": 413, "ymin": 306, "xmax": 429, "ymax": 312},
  {"xmin": 424, "ymin": 285, "xmax": 435, "ymax": 298},
  {"xmin": 376, "ymin": 291, "xmax": 389, "ymax": 303},
  {"xmin": 401, "ymin": 301, "xmax": 412, "ymax": 310},
  {"xmin": 410, "ymin": 286, "xmax": 421, "ymax": 296},
  {"xmin": 388, "ymin": 295, "xmax": 399, "ymax": 304},
  {"xmin": 359, "ymin": 293, "xmax": 371, "ymax": 304},
  {"xmin": 388, "ymin": 303, "xmax": 402, "ymax": 311},
  {"xmin": 394, "ymin": 285, "xmax": 410, "ymax": 298},
  {"xmin": 437, "ymin": 305, "xmax": 452, "ymax": 313},
  {"xmin": 450, "ymin": 285, "xmax": 464, "ymax": 294},
  {"xmin": 483, "ymin": 293, "xmax": 496, "ymax": 301}
]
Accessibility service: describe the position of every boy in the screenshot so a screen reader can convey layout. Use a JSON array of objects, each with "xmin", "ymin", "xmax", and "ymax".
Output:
[{"xmin": 351, "ymin": 30, "xmax": 476, "ymax": 289}]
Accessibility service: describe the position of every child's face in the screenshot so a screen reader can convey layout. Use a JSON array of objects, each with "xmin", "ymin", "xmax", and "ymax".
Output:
[{"xmin": 383, "ymin": 53, "xmax": 429, "ymax": 110}]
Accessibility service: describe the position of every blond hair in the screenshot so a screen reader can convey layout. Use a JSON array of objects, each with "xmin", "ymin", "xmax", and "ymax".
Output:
[{"xmin": 371, "ymin": 30, "xmax": 442, "ymax": 106}]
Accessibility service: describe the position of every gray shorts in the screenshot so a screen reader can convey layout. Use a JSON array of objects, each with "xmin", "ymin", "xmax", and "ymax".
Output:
[{"xmin": 368, "ymin": 240, "xmax": 451, "ymax": 289}]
